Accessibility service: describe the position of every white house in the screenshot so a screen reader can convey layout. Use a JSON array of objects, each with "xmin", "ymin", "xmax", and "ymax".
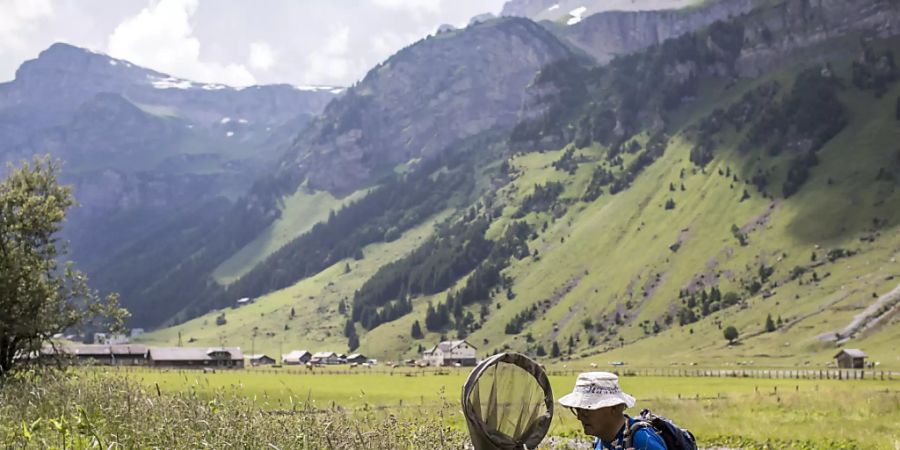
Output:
[
  {"xmin": 422, "ymin": 340, "xmax": 477, "ymax": 366},
  {"xmin": 94, "ymin": 333, "xmax": 129, "ymax": 345}
]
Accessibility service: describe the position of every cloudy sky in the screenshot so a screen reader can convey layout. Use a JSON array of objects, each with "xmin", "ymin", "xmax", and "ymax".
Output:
[{"xmin": 0, "ymin": 0, "xmax": 507, "ymax": 87}]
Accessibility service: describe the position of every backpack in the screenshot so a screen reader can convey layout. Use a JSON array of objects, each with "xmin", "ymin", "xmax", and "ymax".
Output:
[{"xmin": 623, "ymin": 409, "xmax": 697, "ymax": 450}]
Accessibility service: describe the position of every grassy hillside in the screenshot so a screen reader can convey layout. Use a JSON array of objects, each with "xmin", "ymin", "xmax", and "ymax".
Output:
[
  {"xmin": 139, "ymin": 210, "xmax": 453, "ymax": 357},
  {"xmin": 142, "ymin": 34, "xmax": 900, "ymax": 371},
  {"xmin": 212, "ymin": 185, "xmax": 368, "ymax": 285}
]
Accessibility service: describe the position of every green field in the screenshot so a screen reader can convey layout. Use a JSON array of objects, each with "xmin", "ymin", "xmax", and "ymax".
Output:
[{"xmin": 106, "ymin": 368, "xmax": 900, "ymax": 448}]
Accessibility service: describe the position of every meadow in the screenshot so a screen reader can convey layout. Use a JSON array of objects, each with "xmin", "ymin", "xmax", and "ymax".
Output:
[{"xmin": 3, "ymin": 366, "xmax": 894, "ymax": 449}]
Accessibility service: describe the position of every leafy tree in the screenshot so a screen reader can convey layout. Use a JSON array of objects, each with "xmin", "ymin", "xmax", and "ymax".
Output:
[
  {"xmin": 410, "ymin": 320, "xmax": 424, "ymax": 339},
  {"xmin": 0, "ymin": 157, "xmax": 128, "ymax": 376},
  {"xmin": 724, "ymin": 326, "xmax": 739, "ymax": 344}
]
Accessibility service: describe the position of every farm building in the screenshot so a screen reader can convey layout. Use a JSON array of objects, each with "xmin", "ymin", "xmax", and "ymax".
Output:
[
  {"xmin": 311, "ymin": 351, "xmax": 341, "ymax": 365},
  {"xmin": 42, "ymin": 344, "xmax": 147, "ymax": 366},
  {"xmin": 247, "ymin": 354, "xmax": 276, "ymax": 366},
  {"xmin": 422, "ymin": 340, "xmax": 477, "ymax": 366},
  {"xmin": 345, "ymin": 353, "xmax": 367, "ymax": 364},
  {"xmin": 282, "ymin": 350, "xmax": 312, "ymax": 365},
  {"xmin": 834, "ymin": 349, "xmax": 867, "ymax": 369},
  {"xmin": 147, "ymin": 347, "xmax": 244, "ymax": 369}
]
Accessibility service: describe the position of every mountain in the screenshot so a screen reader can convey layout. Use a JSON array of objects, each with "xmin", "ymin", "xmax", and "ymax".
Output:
[
  {"xmin": 132, "ymin": 0, "xmax": 900, "ymax": 371},
  {"xmin": 278, "ymin": 17, "xmax": 576, "ymax": 195},
  {"xmin": 499, "ymin": 0, "xmax": 700, "ymax": 23},
  {"xmin": 0, "ymin": 43, "xmax": 341, "ymax": 286}
]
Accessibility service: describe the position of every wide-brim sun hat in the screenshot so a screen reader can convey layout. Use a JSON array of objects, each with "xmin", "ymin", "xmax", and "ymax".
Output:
[{"xmin": 558, "ymin": 371, "xmax": 636, "ymax": 410}]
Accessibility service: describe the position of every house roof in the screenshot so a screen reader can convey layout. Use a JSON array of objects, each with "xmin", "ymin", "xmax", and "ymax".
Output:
[
  {"xmin": 835, "ymin": 348, "xmax": 867, "ymax": 358},
  {"xmin": 148, "ymin": 347, "xmax": 243, "ymax": 361},
  {"xmin": 312, "ymin": 351, "xmax": 337, "ymax": 358},
  {"xmin": 346, "ymin": 353, "xmax": 366, "ymax": 360},
  {"xmin": 43, "ymin": 344, "xmax": 146, "ymax": 357},
  {"xmin": 282, "ymin": 350, "xmax": 311, "ymax": 360},
  {"xmin": 247, "ymin": 354, "xmax": 274, "ymax": 360}
]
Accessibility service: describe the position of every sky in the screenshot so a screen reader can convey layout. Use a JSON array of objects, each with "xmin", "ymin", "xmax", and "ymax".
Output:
[{"xmin": 0, "ymin": 0, "xmax": 507, "ymax": 87}]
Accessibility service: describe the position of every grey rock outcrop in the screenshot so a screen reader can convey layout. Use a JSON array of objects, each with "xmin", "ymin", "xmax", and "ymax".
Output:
[
  {"xmin": 560, "ymin": 0, "xmax": 758, "ymax": 63},
  {"xmin": 280, "ymin": 17, "xmax": 574, "ymax": 195}
]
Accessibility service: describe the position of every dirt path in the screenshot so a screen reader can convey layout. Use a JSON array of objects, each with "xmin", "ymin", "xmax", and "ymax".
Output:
[{"xmin": 836, "ymin": 280, "xmax": 900, "ymax": 343}]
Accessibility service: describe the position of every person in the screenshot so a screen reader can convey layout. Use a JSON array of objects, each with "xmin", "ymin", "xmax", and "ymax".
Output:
[{"xmin": 558, "ymin": 371, "xmax": 666, "ymax": 450}]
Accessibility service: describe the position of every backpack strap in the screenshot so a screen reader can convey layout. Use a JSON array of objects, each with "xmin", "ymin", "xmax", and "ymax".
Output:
[{"xmin": 622, "ymin": 418, "xmax": 654, "ymax": 449}]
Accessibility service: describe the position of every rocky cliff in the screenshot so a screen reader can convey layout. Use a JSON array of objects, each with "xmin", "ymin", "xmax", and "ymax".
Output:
[
  {"xmin": 735, "ymin": 0, "xmax": 900, "ymax": 77},
  {"xmin": 500, "ymin": 0, "xmax": 698, "ymax": 23},
  {"xmin": 277, "ymin": 17, "xmax": 575, "ymax": 195},
  {"xmin": 559, "ymin": 0, "xmax": 758, "ymax": 63}
]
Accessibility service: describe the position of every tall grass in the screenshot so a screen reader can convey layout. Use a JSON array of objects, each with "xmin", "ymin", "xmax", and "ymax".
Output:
[{"xmin": 0, "ymin": 369, "xmax": 468, "ymax": 449}]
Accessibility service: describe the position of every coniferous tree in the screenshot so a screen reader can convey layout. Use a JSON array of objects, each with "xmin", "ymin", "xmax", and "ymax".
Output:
[
  {"xmin": 344, "ymin": 318, "xmax": 356, "ymax": 338},
  {"xmin": 411, "ymin": 320, "xmax": 424, "ymax": 339},
  {"xmin": 765, "ymin": 314, "xmax": 776, "ymax": 332},
  {"xmin": 551, "ymin": 341, "xmax": 561, "ymax": 358}
]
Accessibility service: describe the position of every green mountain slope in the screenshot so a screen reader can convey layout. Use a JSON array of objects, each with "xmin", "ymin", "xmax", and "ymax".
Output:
[{"xmin": 141, "ymin": 7, "xmax": 900, "ymax": 369}]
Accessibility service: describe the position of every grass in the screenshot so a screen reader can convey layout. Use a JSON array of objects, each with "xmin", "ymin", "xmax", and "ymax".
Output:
[
  {"xmin": 212, "ymin": 184, "xmax": 369, "ymax": 285},
  {"xmin": 2, "ymin": 368, "xmax": 897, "ymax": 449}
]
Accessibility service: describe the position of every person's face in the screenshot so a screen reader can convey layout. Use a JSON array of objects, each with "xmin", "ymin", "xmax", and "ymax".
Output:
[{"xmin": 571, "ymin": 406, "xmax": 621, "ymax": 439}]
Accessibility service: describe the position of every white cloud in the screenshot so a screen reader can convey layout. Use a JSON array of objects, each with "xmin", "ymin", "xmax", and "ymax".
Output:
[
  {"xmin": 106, "ymin": 0, "xmax": 256, "ymax": 86},
  {"xmin": 0, "ymin": 0, "xmax": 54, "ymax": 50},
  {"xmin": 302, "ymin": 26, "xmax": 355, "ymax": 85},
  {"xmin": 248, "ymin": 41, "xmax": 276, "ymax": 71},
  {"xmin": 370, "ymin": 0, "xmax": 442, "ymax": 13}
]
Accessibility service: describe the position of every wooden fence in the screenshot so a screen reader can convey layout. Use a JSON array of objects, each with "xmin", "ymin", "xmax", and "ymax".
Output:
[{"xmin": 100, "ymin": 365, "xmax": 896, "ymax": 381}]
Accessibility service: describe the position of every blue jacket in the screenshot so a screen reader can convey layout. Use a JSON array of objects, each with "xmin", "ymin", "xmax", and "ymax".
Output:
[{"xmin": 594, "ymin": 415, "xmax": 667, "ymax": 450}]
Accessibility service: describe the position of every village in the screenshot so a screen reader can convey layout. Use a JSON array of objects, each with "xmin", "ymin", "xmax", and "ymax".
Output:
[
  {"xmin": 36, "ymin": 334, "xmax": 481, "ymax": 370},
  {"xmin": 35, "ymin": 332, "xmax": 871, "ymax": 373}
]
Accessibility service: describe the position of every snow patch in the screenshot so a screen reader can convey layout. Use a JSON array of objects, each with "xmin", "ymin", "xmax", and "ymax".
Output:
[
  {"xmin": 548, "ymin": 4, "xmax": 559, "ymax": 11},
  {"xmin": 567, "ymin": 6, "xmax": 587, "ymax": 25},
  {"xmin": 151, "ymin": 76, "xmax": 193, "ymax": 89},
  {"xmin": 202, "ymin": 83, "xmax": 227, "ymax": 91},
  {"xmin": 108, "ymin": 60, "xmax": 118, "ymax": 66},
  {"xmin": 237, "ymin": 118, "xmax": 249, "ymax": 124},
  {"xmin": 220, "ymin": 117, "xmax": 232, "ymax": 124},
  {"xmin": 330, "ymin": 88, "xmax": 345, "ymax": 94},
  {"xmin": 293, "ymin": 85, "xmax": 342, "ymax": 93},
  {"xmin": 226, "ymin": 131, "xmax": 234, "ymax": 137}
]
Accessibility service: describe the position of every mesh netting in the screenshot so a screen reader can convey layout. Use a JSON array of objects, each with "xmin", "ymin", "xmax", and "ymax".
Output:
[{"xmin": 462, "ymin": 352, "xmax": 553, "ymax": 450}]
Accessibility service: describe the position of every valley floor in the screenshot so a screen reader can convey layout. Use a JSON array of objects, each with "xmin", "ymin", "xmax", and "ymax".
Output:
[{"xmin": 2, "ymin": 367, "xmax": 895, "ymax": 449}]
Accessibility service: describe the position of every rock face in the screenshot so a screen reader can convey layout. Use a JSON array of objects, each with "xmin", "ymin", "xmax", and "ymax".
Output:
[
  {"xmin": 559, "ymin": 0, "xmax": 758, "ymax": 63},
  {"xmin": 500, "ymin": 0, "xmax": 699, "ymax": 23},
  {"xmin": 0, "ymin": 43, "xmax": 341, "ymax": 270},
  {"xmin": 735, "ymin": 0, "xmax": 900, "ymax": 77},
  {"xmin": 278, "ymin": 17, "xmax": 574, "ymax": 195}
]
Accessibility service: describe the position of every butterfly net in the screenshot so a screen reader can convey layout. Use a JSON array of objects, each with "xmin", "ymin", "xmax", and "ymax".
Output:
[{"xmin": 461, "ymin": 352, "xmax": 553, "ymax": 450}]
